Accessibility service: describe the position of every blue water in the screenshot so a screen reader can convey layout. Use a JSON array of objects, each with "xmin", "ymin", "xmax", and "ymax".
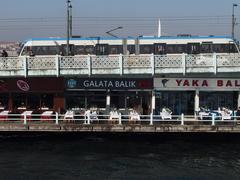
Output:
[{"xmin": 0, "ymin": 133, "xmax": 239, "ymax": 180}]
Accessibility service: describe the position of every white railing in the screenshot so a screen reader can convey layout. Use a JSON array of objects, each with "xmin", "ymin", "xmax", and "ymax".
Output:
[
  {"xmin": 0, "ymin": 53, "xmax": 240, "ymax": 76},
  {"xmin": 2, "ymin": 113, "xmax": 240, "ymax": 126}
]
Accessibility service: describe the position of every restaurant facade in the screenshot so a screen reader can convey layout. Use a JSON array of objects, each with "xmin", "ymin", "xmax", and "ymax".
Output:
[
  {"xmin": 0, "ymin": 76, "xmax": 239, "ymax": 116},
  {"xmin": 154, "ymin": 78, "xmax": 240, "ymax": 115},
  {"xmin": 64, "ymin": 77, "xmax": 153, "ymax": 115},
  {"xmin": 0, "ymin": 77, "xmax": 64, "ymax": 113}
]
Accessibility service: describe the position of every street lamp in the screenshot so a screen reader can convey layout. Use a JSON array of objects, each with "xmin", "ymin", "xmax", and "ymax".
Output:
[
  {"xmin": 66, "ymin": 0, "xmax": 71, "ymax": 56},
  {"xmin": 106, "ymin": 26, "xmax": 123, "ymax": 38},
  {"xmin": 232, "ymin": 3, "xmax": 238, "ymax": 39},
  {"xmin": 69, "ymin": 3, "xmax": 72, "ymax": 38}
]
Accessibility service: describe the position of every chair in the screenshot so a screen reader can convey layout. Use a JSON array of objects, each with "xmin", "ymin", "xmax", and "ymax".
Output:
[
  {"xmin": 160, "ymin": 108, "xmax": 172, "ymax": 120},
  {"xmin": 109, "ymin": 110, "xmax": 120, "ymax": 124},
  {"xmin": 129, "ymin": 110, "xmax": 140, "ymax": 121}
]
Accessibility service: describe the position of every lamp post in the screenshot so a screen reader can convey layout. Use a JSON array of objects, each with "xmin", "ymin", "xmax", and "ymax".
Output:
[
  {"xmin": 66, "ymin": 0, "xmax": 71, "ymax": 56},
  {"xmin": 69, "ymin": 3, "xmax": 72, "ymax": 38},
  {"xmin": 106, "ymin": 26, "xmax": 123, "ymax": 38},
  {"xmin": 232, "ymin": 3, "xmax": 238, "ymax": 39}
]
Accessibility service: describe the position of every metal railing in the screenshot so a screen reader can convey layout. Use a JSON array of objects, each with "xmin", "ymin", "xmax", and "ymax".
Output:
[
  {"xmin": 2, "ymin": 113, "xmax": 240, "ymax": 126},
  {"xmin": 0, "ymin": 53, "xmax": 240, "ymax": 76}
]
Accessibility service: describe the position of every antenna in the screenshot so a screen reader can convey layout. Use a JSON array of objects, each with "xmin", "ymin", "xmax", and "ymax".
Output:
[{"xmin": 158, "ymin": 18, "xmax": 161, "ymax": 37}]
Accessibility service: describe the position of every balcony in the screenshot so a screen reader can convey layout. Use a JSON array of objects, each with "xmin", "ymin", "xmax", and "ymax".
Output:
[{"xmin": 0, "ymin": 53, "xmax": 240, "ymax": 77}]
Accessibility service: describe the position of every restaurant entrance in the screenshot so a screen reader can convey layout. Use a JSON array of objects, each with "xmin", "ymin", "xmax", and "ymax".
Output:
[{"xmin": 155, "ymin": 91, "xmax": 195, "ymax": 115}]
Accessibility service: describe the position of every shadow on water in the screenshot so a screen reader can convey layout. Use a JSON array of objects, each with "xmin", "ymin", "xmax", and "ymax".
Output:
[{"xmin": 0, "ymin": 132, "xmax": 240, "ymax": 180}]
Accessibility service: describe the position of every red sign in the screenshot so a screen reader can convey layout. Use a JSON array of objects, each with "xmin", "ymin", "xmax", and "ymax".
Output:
[{"xmin": 0, "ymin": 77, "xmax": 64, "ymax": 93}]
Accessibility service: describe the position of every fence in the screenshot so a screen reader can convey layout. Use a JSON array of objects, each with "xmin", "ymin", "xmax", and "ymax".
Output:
[{"xmin": 1, "ymin": 113, "xmax": 240, "ymax": 126}]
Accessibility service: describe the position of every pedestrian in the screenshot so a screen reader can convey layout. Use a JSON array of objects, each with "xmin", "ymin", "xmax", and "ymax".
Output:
[{"xmin": 1, "ymin": 50, "xmax": 8, "ymax": 57}]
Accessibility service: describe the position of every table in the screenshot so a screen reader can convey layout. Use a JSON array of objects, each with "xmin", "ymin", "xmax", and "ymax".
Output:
[
  {"xmin": 0, "ymin": 110, "xmax": 9, "ymax": 120},
  {"xmin": 41, "ymin": 111, "xmax": 54, "ymax": 122},
  {"xmin": 21, "ymin": 111, "xmax": 33, "ymax": 121}
]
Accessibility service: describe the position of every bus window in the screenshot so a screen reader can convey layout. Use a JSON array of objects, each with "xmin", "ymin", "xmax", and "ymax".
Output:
[
  {"xmin": 229, "ymin": 43, "xmax": 238, "ymax": 53},
  {"xmin": 109, "ymin": 45, "xmax": 123, "ymax": 54},
  {"xmin": 154, "ymin": 43, "xmax": 166, "ymax": 55},
  {"xmin": 127, "ymin": 45, "xmax": 135, "ymax": 54},
  {"xmin": 201, "ymin": 42, "xmax": 213, "ymax": 53},
  {"xmin": 140, "ymin": 45, "xmax": 153, "ymax": 54},
  {"xmin": 187, "ymin": 43, "xmax": 200, "ymax": 54},
  {"xmin": 61, "ymin": 44, "xmax": 75, "ymax": 56},
  {"xmin": 95, "ymin": 44, "xmax": 109, "ymax": 55}
]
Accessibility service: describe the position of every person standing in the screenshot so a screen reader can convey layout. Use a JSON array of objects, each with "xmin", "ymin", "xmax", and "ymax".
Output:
[{"xmin": 1, "ymin": 50, "xmax": 8, "ymax": 57}]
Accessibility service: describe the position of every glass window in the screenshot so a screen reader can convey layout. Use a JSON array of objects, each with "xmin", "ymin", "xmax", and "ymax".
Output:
[
  {"xmin": 140, "ymin": 45, "xmax": 153, "ymax": 54},
  {"xmin": 41, "ymin": 94, "xmax": 53, "ymax": 109},
  {"xmin": 0, "ymin": 94, "xmax": 8, "ymax": 109},
  {"xmin": 85, "ymin": 45, "xmax": 95, "ymax": 54},
  {"xmin": 95, "ymin": 44, "xmax": 109, "ymax": 55},
  {"xmin": 199, "ymin": 92, "xmax": 237, "ymax": 111},
  {"xmin": 75, "ymin": 45, "xmax": 85, "ymax": 55},
  {"xmin": 127, "ymin": 45, "xmax": 135, "ymax": 54},
  {"xmin": 154, "ymin": 43, "xmax": 166, "ymax": 55},
  {"xmin": 109, "ymin": 45, "xmax": 123, "ymax": 54},
  {"xmin": 201, "ymin": 43, "xmax": 213, "ymax": 53},
  {"xmin": 187, "ymin": 43, "xmax": 200, "ymax": 54}
]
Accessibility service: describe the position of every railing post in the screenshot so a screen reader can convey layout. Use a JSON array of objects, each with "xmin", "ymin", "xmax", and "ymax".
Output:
[
  {"xmin": 181, "ymin": 113, "xmax": 184, "ymax": 125},
  {"xmin": 213, "ymin": 53, "xmax": 217, "ymax": 75},
  {"xmin": 87, "ymin": 114, "xmax": 90, "ymax": 124},
  {"xmin": 23, "ymin": 56, "xmax": 28, "ymax": 77},
  {"xmin": 23, "ymin": 113, "xmax": 27, "ymax": 125},
  {"xmin": 182, "ymin": 53, "xmax": 186, "ymax": 76},
  {"xmin": 55, "ymin": 112, "xmax": 59, "ymax": 125},
  {"xmin": 55, "ymin": 55, "xmax": 59, "ymax": 77},
  {"xmin": 88, "ymin": 54, "xmax": 92, "ymax": 76},
  {"xmin": 118, "ymin": 113, "xmax": 122, "ymax": 125},
  {"xmin": 212, "ymin": 114, "xmax": 215, "ymax": 126},
  {"xmin": 119, "ymin": 54, "xmax": 123, "ymax": 76},
  {"xmin": 150, "ymin": 113, "xmax": 153, "ymax": 125},
  {"xmin": 151, "ymin": 53, "xmax": 155, "ymax": 76}
]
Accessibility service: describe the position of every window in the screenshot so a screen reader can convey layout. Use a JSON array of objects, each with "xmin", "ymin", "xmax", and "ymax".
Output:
[
  {"xmin": 109, "ymin": 45, "xmax": 123, "ymax": 54},
  {"xmin": 95, "ymin": 44, "xmax": 109, "ymax": 55},
  {"xmin": 74, "ymin": 45, "xmax": 95, "ymax": 55},
  {"xmin": 61, "ymin": 44, "xmax": 75, "ymax": 56},
  {"xmin": 229, "ymin": 44, "xmax": 238, "ymax": 53},
  {"xmin": 187, "ymin": 43, "xmax": 200, "ymax": 54},
  {"xmin": 127, "ymin": 45, "xmax": 135, "ymax": 54},
  {"xmin": 154, "ymin": 43, "xmax": 166, "ymax": 54},
  {"xmin": 75, "ymin": 45, "xmax": 85, "ymax": 55},
  {"xmin": 201, "ymin": 42, "xmax": 213, "ymax": 53},
  {"xmin": 213, "ymin": 44, "xmax": 229, "ymax": 53},
  {"xmin": 140, "ymin": 45, "xmax": 153, "ymax": 54},
  {"xmin": 32, "ymin": 46, "xmax": 60, "ymax": 55}
]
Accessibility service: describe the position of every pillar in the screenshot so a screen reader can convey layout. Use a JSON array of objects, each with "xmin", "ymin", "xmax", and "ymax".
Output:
[
  {"xmin": 194, "ymin": 90, "xmax": 200, "ymax": 115},
  {"xmin": 106, "ymin": 93, "xmax": 111, "ymax": 113},
  {"xmin": 151, "ymin": 91, "xmax": 156, "ymax": 114},
  {"xmin": 238, "ymin": 91, "xmax": 240, "ymax": 108}
]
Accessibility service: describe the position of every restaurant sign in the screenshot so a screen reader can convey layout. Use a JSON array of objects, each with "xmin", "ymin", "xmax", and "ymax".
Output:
[
  {"xmin": 154, "ymin": 78, "xmax": 240, "ymax": 90},
  {"xmin": 0, "ymin": 77, "xmax": 64, "ymax": 92},
  {"xmin": 66, "ymin": 78, "xmax": 153, "ymax": 90}
]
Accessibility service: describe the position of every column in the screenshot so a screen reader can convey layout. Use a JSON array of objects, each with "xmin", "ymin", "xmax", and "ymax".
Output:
[
  {"xmin": 106, "ymin": 93, "xmax": 111, "ymax": 113},
  {"xmin": 194, "ymin": 90, "xmax": 200, "ymax": 115},
  {"xmin": 238, "ymin": 91, "xmax": 240, "ymax": 108},
  {"xmin": 151, "ymin": 91, "xmax": 156, "ymax": 114}
]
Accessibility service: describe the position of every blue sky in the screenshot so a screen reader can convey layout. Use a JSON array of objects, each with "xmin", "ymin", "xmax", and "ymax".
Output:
[{"xmin": 0, "ymin": 0, "xmax": 239, "ymax": 41}]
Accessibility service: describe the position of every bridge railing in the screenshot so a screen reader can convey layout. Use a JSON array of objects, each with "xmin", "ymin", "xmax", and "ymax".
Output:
[{"xmin": 0, "ymin": 53, "xmax": 240, "ymax": 76}]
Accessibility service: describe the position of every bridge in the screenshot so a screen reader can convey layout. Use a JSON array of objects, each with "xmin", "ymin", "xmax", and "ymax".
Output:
[{"xmin": 0, "ymin": 53, "xmax": 239, "ymax": 77}]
